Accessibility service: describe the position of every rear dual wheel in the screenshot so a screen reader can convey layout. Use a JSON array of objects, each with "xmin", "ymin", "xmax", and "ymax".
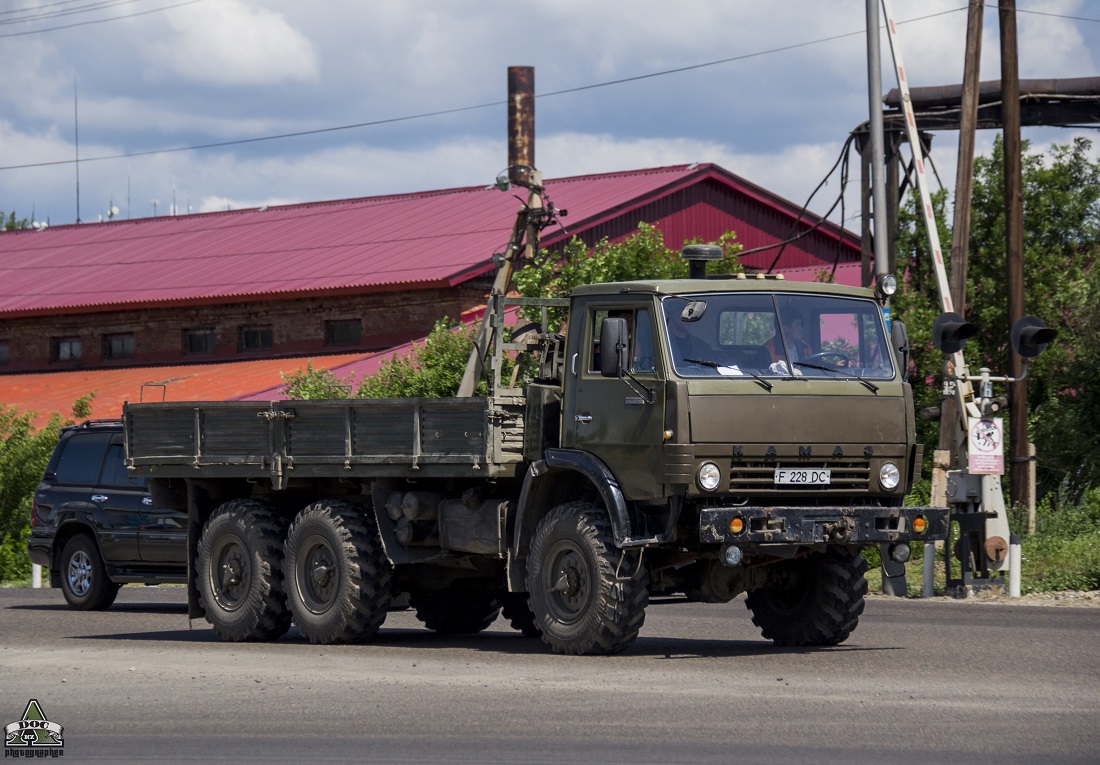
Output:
[
  {"xmin": 195, "ymin": 500, "xmax": 291, "ymax": 642},
  {"xmin": 284, "ymin": 500, "xmax": 393, "ymax": 644},
  {"xmin": 410, "ymin": 582, "xmax": 500, "ymax": 635}
]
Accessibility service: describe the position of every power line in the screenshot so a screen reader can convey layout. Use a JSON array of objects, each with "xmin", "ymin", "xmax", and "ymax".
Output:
[
  {"xmin": 1007, "ymin": 4, "xmax": 1100, "ymax": 24},
  {"xmin": 0, "ymin": 0, "xmax": 115, "ymax": 18},
  {"xmin": 4, "ymin": 3, "xmax": 1091, "ymax": 173},
  {"xmin": 0, "ymin": 1, "xmax": 164, "ymax": 26},
  {"xmin": 0, "ymin": 0, "xmax": 204, "ymax": 37}
]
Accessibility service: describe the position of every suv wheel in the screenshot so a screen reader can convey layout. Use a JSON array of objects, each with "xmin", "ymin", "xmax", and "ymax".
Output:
[{"xmin": 59, "ymin": 534, "xmax": 121, "ymax": 611}]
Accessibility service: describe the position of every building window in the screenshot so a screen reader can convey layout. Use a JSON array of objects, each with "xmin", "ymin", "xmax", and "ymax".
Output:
[
  {"xmin": 102, "ymin": 333, "xmax": 134, "ymax": 360},
  {"xmin": 0, "ymin": 340, "xmax": 8, "ymax": 365},
  {"xmin": 51, "ymin": 337, "xmax": 82, "ymax": 362},
  {"xmin": 324, "ymin": 319, "xmax": 362, "ymax": 347},
  {"xmin": 239, "ymin": 325, "xmax": 273, "ymax": 352},
  {"xmin": 183, "ymin": 328, "xmax": 216, "ymax": 355}
]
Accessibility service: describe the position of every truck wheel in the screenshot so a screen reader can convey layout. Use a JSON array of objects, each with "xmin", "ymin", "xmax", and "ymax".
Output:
[
  {"xmin": 196, "ymin": 500, "xmax": 292, "ymax": 642},
  {"xmin": 410, "ymin": 582, "xmax": 500, "ymax": 634},
  {"xmin": 745, "ymin": 546, "xmax": 868, "ymax": 646},
  {"xmin": 284, "ymin": 500, "xmax": 392, "ymax": 644},
  {"xmin": 59, "ymin": 534, "xmax": 121, "ymax": 611},
  {"xmin": 500, "ymin": 592, "xmax": 542, "ymax": 638},
  {"xmin": 527, "ymin": 502, "xmax": 648, "ymax": 655}
]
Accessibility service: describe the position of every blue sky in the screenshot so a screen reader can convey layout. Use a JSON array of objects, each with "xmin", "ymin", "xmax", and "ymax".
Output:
[{"xmin": 1, "ymin": 0, "xmax": 1097, "ymax": 228}]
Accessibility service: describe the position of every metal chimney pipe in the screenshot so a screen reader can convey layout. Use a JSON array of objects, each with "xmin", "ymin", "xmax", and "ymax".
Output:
[{"xmin": 508, "ymin": 66, "xmax": 535, "ymax": 186}]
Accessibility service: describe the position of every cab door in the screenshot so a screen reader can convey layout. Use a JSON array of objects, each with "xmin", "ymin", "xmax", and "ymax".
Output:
[{"xmin": 562, "ymin": 300, "xmax": 666, "ymax": 500}]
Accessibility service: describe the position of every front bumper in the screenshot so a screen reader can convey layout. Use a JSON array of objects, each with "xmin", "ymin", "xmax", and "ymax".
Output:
[{"xmin": 699, "ymin": 505, "xmax": 949, "ymax": 546}]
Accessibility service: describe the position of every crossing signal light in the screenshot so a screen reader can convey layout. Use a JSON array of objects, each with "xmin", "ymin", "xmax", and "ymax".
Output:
[
  {"xmin": 1010, "ymin": 316, "xmax": 1057, "ymax": 358},
  {"xmin": 932, "ymin": 312, "xmax": 980, "ymax": 354}
]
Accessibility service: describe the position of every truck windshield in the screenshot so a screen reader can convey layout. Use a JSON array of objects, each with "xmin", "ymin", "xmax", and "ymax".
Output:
[{"xmin": 661, "ymin": 292, "xmax": 895, "ymax": 380}]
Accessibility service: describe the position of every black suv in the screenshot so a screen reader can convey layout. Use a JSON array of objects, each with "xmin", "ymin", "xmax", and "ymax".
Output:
[{"xmin": 27, "ymin": 420, "xmax": 187, "ymax": 610}]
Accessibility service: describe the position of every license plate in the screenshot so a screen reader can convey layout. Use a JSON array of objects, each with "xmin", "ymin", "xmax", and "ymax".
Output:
[{"xmin": 774, "ymin": 468, "xmax": 831, "ymax": 485}]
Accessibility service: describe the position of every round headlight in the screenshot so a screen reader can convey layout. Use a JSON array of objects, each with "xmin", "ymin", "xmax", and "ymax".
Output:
[
  {"xmin": 697, "ymin": 462, "xmax": 722, "ymax": 492},
  {"xmin": 876, "ymin": 273, "xmax": 898, "ymax": 297},
  {"xmin": 879, "ymin": 461, "xmax": 901, "ymax": 490}
]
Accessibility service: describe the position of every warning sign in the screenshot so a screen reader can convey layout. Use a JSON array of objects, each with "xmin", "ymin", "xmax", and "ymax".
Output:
[{"xmin": 968, "ymin": 417, "xmax": 1004, "ymax": 475}]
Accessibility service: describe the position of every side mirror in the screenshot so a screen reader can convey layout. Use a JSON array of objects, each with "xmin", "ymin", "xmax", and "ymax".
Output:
[
  {"xmin": 1010, "ymin": 316, "xmax": 1057, "ymax": 358},
  {"xmin": 932, "ymin": 312, "xmax": 980, "ymax": 354},
  {"xmin": 891, "ymin": 320, "xmax": 910, "ymax": 382},
  {"xmin": 599, "ymin": 317, "xmax": 628, "ymax": 378}
]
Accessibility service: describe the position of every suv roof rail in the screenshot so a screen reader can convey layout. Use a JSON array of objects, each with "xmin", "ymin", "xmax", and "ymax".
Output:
[{"xmin": 75, "ymin": 419, "xmax": 123, "ymax": 428}]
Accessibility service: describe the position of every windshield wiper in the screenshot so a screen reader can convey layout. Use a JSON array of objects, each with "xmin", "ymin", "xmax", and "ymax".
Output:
[
  {"xmin": 683, "ymin": 358, "xmax": 773, "ymax": 391},
  {"xmin": 793, "ymin": 361, "xmax": 879, "ymax": 393}
]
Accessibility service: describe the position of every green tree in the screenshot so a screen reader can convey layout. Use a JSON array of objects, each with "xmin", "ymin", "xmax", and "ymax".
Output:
[
  {"xmin": 514, "ymin": 223, "xmax": 741, "ymax": 330},
  {"xmin": 2, "ymin": 211, "xmax": 31, "ymax": 231},
  {"xmin": 0, "ymin": 409, "xmax": 64, "ymax": 580},
  {"xmin": 281, "ymin": 362, "xmax": 353, "ymax": 400},
  {"xmin": 356, "ymin": 319, "xmax": 481, "ymax": 398},
  {"xmin": 892, "ymin": 136, "xmax": 1100, "ymax": 498}
]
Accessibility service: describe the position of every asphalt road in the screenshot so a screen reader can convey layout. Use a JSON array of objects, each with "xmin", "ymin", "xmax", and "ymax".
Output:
[{"xmin": 1, "ymin": 586, "xmax": 1097, "ymax": 764}]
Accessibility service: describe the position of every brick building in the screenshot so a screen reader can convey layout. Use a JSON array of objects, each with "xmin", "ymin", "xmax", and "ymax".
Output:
[{"xmin": 0, "ymin": 163, "xmax": 861, "ymax": 377}]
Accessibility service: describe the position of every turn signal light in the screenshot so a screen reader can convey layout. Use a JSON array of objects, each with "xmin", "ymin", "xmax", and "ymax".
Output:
[
  {"xmin": 729, "ymin": 517, "xmax": 744, "ymax": 534},
  {"xmin": 913, "ymin": 515, "xmax": 927, "ymax": 534}
]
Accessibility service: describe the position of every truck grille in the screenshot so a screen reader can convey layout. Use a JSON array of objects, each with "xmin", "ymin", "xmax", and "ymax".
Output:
[{"xmin": 728, "ymin": 459, "xmax": 871, "ymax": 492}]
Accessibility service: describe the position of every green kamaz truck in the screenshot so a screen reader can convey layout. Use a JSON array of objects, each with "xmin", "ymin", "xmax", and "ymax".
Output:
[{"xmin": 124, "ymin": 251, "xmax": 947, "ymax": 655}]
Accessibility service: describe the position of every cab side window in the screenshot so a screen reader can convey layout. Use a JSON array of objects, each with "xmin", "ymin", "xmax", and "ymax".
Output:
[{"xmin": 589, "ymin": 307, "xmax": 655, "ymax": 374}]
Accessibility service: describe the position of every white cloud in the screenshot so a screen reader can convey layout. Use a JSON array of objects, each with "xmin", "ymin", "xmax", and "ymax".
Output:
[
  {"xmin": 0, "ymin": 1, "xmax": 1095, "ymax": 226},
  {"xmin": 149, "ymin": 0, "xmax": 319, "ymax": 85}
]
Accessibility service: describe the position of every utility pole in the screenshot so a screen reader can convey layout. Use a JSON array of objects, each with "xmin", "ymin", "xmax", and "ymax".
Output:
[
  {"xmin": 999, "ymin": 1, "xmax": 1030, "ymax": 519},
  {"xmin": 935, "ymin": 0, "xmax": 985, "ymax": 499},
  {"xmin": 866, "ymin": 0, "xmax": 889, "ymax": 280},
  {"xmin": 458, "ymin": 66, "xmax": 539, "ymax": 398},
  {"xmin": 868, "ymin": 0, "xmax": 905, "ymax": 596}
]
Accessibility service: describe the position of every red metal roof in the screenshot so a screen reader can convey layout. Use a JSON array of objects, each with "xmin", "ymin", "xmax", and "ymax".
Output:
[
  {"xmin": 0, "ymin": 352, "xmax": 368, "ymax": 428},
  {"xmin": 0, "ymin": 164, "xmax": 858, "ymax": 318}
]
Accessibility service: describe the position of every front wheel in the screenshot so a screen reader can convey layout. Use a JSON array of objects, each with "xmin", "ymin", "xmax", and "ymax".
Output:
[
  {"xmin": 284, "ymin": 500, "xmax": 392, "ymax": 644},
  {"xmin": 195, "ymin": 500, "xmax": 291, "ymax": 642},
  {"xmin": 59, "ymin": 534, "xmax": 121, "ymax": 611},
  {"xmin": 527, "ymin": 502, "xmax": 648, "ymax": 655},
  {"xmin": 745, "ymin": 546, "xmax": 868, "ymax": 646}
]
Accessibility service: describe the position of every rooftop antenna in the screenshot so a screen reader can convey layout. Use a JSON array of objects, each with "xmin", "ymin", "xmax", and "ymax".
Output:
[{"xmin": 74, "ymin": 75, "xmax": 81, "ymax": 224}]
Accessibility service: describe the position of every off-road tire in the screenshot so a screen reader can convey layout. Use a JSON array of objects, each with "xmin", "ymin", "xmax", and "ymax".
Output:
[
  {"xmin": 284, "ymin": 500, "xmax": 392, "ymax": 644},
  {"xmin": 196, "ymin": 500, "xmax": 291, "ymax": 642},
  {"xmin": 410, "ymin": 582, "xmax": 500, "ymax": 635},
  {"xmin": 527, "ymin": 502, "xmax": 648, "ymax": 655},
  {"xmin": 500, "ymin": 592, "xmax": 542, "ymax": 638},
  {"xmin": 59, "ymin": 533, "xmax": 121, "ymax": 611},
  {"xmin": 745, "ymin": 546, "xmax": 868, "ymax": 646}
]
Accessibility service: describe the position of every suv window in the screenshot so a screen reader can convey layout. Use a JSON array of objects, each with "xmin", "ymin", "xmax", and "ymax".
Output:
[{"xmin": 53, "ymin": 432, "xmax": 112, "ymax": 485}]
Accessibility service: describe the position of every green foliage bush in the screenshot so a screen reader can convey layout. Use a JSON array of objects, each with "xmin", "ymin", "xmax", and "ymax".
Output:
[
  {"xmin": 0, "ymin": 408, "xmax": 65, "ymax": 581},
  {"xmin": 514, "ymin": 223, "xmax": 741, "ymax": 330},
  {"xmin": 1021, "ymin": 488, "xmax": 1100, "ymax": 593},
  {"xmin": 281, "ymin": 362, "xmax": 354, "ymax": 400},
  {"xmin": 356, "ymin": 319, "xmax": 480, "ymax": 398}
]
